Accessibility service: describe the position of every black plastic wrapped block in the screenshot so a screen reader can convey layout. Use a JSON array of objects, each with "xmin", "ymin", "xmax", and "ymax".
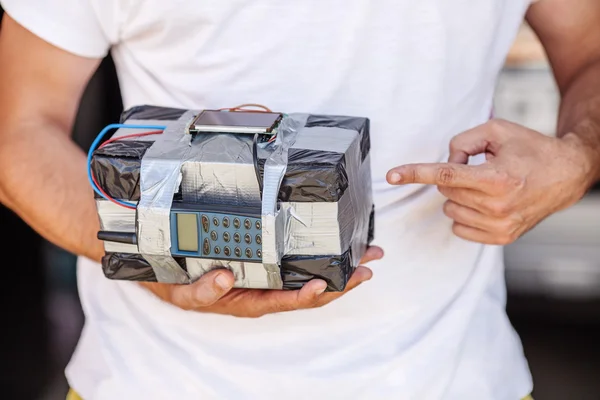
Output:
[
  {"xmin": 102, "ymin": 253, "xmax": 186, "ymax": 282},
  {"xmin": 93, "ymin": 105, "xmax": 374, "ymax": 291},
  {"xmin": 91, "ymin": 140, "xmax": 153, "ymax": 201},
  {"xmin": 102, "ymin": 251, "xmax": 355, "ymax": 292},
  {"xmin": 120, "ymin": 105, "xmax": 187, "ymax": 123}
]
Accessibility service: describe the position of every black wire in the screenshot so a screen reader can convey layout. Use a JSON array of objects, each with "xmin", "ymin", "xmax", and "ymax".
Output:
[{"xmin": 253, "ymin": 133, "xmax": 263, "ymax": 197}]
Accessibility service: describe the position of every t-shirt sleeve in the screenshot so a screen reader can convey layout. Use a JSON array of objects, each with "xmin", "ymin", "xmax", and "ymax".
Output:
[{"xmin": 1, "ymin": 0, "xmax": 114, "ymax": 58}]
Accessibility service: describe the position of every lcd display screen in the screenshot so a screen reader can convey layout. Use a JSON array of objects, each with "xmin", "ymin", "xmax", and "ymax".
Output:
[
  {"xmin": 191, "ymin": 110, "xmax": 282, "ymax": 134},
  {"xmin": 176, "ymin": 213, "xmax": 199, "ymax": 252}
]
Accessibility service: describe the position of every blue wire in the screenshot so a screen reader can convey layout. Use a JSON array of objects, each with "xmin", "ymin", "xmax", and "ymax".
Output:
[{"xmin": 87, "ymin": 123, "xmax": 167, "ymax": 208}]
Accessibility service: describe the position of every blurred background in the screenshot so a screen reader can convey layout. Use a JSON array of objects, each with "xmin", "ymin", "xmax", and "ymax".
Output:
[{"xmin": 1, "ymin": 7, "xmax": 599, "ymax": 400}]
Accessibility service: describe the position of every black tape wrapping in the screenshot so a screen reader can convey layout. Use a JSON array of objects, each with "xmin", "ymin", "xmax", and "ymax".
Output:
[
  {"xmin": 102, "ymin": 253, "xmax": 188, "ymax": 282},
  {"xmin": 91, "ymin": 141, "xmax": 153, "ymax": 201},
  {"xmin": 257, "ymin": 149, "xmax": 349, "ymax": 202},
  {"xmin": 280, "ymin": 252, "xmax": 354, "ymax": 291},
  {"xmin": 95, "ymin": 105, "xmax": 374, "ymax": 291},
  {"xmin": 120, "ymin": 105, "xmax": 188, "ymax": 123},
  {"xmin": 103, "ymin": 253, "xmax": 157, "ymax": 282},
  {"xmin": 367, "ymin": 205, "xmax": 375, "ymax": 245},
  {"xmin": 103, "ymin": 251, "xmax": 355, "ymax": 291},
  {"xmin": 305, "ymin": 114, "xmax": 370, "ymax": 162}
]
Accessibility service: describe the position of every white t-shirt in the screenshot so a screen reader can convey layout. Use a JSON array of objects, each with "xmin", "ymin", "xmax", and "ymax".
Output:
[{"xmin": 2, "ymin": 1, "xmax": 535, "ymax": 399}]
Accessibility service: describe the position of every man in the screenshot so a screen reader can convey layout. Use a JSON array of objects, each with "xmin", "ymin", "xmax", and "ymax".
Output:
[{"xmin": 0, "ymin": 0, "xmax": 599, "ymax": 398}]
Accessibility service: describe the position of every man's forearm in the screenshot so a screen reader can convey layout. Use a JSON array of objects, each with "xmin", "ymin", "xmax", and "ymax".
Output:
[
  {"xmin": 556, "ymin": 59, "xmax": 600, "ymax": 188},
  {"xmin": 0, "ymin": 119, "xmax": 104, "ymax": 262}
]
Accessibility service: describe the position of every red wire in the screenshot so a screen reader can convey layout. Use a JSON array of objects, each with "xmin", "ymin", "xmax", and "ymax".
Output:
[
  {"xmin": 219, "ymin": 104, "xmax": 273, "ymax": 112},
  {"xmin": 92, "ymin": 173, "xmax": 136, "ymax": 210},
  {"xmin": 216, "ymin": 105, "xmax": 277, "ymax": 144},
  {"xmin": 93, "ymin": 130, "xmax": 164, "ymax": 209},
  {"xmin": 99, "ymin": 130, "xmax": 164, "ymax": 148}
]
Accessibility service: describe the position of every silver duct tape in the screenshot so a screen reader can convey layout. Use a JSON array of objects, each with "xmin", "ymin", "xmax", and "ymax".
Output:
[
  {"xmin": 96, "ymin": 199, "xmax": 136, "ymax": 232},
  {"xmin": 282, "ymin": 202, "xmax": 340, "ymax": 255},
  {"xmin": 137, "ymin": 111, "xmax": 197, "ymax": 284},
  {"xmin": 338, "ymin": 191, "xmax": 357, "ymax": 255},
  {"xmin": 181, "ymin": 124, "xmax": 282, "ymax": 288},
  {"xmin": 95, "ymin": 199, "xmax": 139, "ymax": 254},
  {"xmin": 291, "ymin": 126, "xmax": 358, "ymax": 153},
  {"xmin": 185, "ymin": 258, "xmax": 279, "ymax": 289},
  {"xmin": 348, "ymin": 145, "xmax": 373, "ymax": 267},
  {"xmin": 282, "ymin": 194, "xmax": 349, "ymax": 256},
  {"xmin": 180, "ymin": 134, "xmax": 261, "ymax": 207},
  {"xmin": 261, "ymin": 114, "xmax": 308, "ymax": 289},
  {"xmin": 104, "ymin": 242, "xmax": 139, "ymax": 254}
]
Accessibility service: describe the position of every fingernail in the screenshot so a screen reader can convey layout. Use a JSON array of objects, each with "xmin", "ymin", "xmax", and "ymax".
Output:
[
  {"xmin": 315, "ymin": 281, "xmax": 328, "ymax": 296},
  {"xmin": 389, "ymin": 172, "xmax": 402, "ymax": 183},
  {"xmin": 215, "ymin": 274, "xmax": 231, "ymax": 290},
  {"xmin": 370, "ymin": 248, "xmax": 383, "ymax": 259}
]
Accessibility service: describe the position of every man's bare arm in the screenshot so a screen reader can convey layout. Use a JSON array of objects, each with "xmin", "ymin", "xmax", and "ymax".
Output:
[
  {"xmin": 0, "ymin": 15, "xmax": 104, "ymax": 261},
  {"xmin": 386, "ymin": 0, "xmax": 600, "ymax": 245},
  {"xmin": 528, "ymin": 0, "xmax": 600, "ymax": 184}
]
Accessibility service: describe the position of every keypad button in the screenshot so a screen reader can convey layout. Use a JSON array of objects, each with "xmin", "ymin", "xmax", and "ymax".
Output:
[
  {"xmin": 234, "ymin": 233, "xmax": 241, "ymax": 243},
  {"xmin": 233, "ymin": 218, "xmax": 241, "ymax": 229},
  {"xmin": 256, "ymin": 249, "xmax": 262, "ymax": 258},
  {"xmin": 211, "ymin": 231, "xmax": 218, "ymax": 241},
  {"xmin": 223, "ymin": 217, "xmax": 230, "ymax": 228},
  {"xmin": 245, "ymin": 248, "xmax": 253, "ymax": 258},
  {"xmin": 223, "ymin": 232, "xmax": 230, "ymax": 242},
  {"xmin": 224, "ymin": 247, "xmax": 231, "ymax": 257},
  {"xmin": 201, "ymin": 215, "xmax": 209, "ymax": 233},
  {"xmin": 203, "ymin": 238, "xmax": 211, "ymax": 255},
  {"xmin": 255, "ymin": 221, "xmax": 261, "ymax": 230},
  {"xmin": 244, "ymin": 219, "xmax": 251, "ymax": 230},
  {"xmin": 255, "ymin": 235, "xmax": 262, "ymax": 245},
  {"xmin": 234, "ymin": 247, "xmax": 242, "ymax": 257},
  {"xmin": 212, "ymin": 217, "xmax": 220, "ymax": 227},
  {"xmin": 244, "ymin": 234, "xmax": 252, "ymax": 244},
  {"xmin": 214, "ymin": 246, "xmax": 221, "ymax": 255}
]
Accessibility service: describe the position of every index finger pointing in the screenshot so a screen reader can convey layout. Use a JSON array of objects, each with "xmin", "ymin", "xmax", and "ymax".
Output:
[{"xmin": 387, "ymin": 163, "xmax": 493, "ymax": 190}]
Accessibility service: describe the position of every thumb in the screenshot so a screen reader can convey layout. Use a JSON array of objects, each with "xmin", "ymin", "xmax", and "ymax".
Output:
[
  {"xmin": 448, "ymin": 121, "xmax": 500, "ymax": 164},
  {"xmin": 170, "ymin": 269, "xmax": 235, "ymax": 309}
]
